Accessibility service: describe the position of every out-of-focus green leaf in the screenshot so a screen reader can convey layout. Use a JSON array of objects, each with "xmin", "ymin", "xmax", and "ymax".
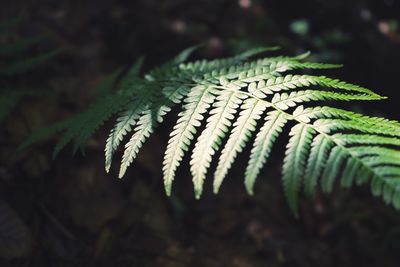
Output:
[
  {"xmin": 290, "ymin": 19, "xmax": 309, "ymax": 36},
  {"xmin": 95, "ymin": 68, "xmax": 123, "ymax": 96},
  {"xmin": 1, "ymin": 49, "xmax": 62, "ymax": 75},
  {"xmin": 18, "ymin": 116, "xmax": 75, "ymax": 152}
]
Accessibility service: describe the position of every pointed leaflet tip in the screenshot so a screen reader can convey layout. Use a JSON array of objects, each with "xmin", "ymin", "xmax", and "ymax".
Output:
[
  {"xmin": 165, "ymin": 183, "xmax": 172, "ymax": 197},
  {"xmin": 105, "ymin": 155, "xmax": 112, "ymax": 173},
  {"xmin": 213, "ymin": 182, "xmax": 221, "ymax": 194},
  {"xmin": 195, "ymin": 190, "xmax": 201, "ymax": 200},
  {"xmin": 320, "ymin": 63, "xmax": 343, "ymax": 69},
  {"xmin": 194, "ymin": 181, "xmax": 204, "ymax": 199},
  {"xmin": 236, "ymin": 46, "xmax": 281, "ymax": 60},
  {"xmin": 245, "ymin": 184, "xmax": 254, "ymax": 196},
  {"xmin": 174, "ymin": 44, "xmax": 204, "ymax": 64},
  {"xmin": 118, "ymin": 166, "xmax": 126, "ymax": 179},
  {"xmin": 295, "ymin": 51, "xmax": 311, "ymax": 60},
  {"xmin": 246, "ymin": 46, "xmax": 281, "ymax": 54},
  {"xmin": 266, "ymin": 46, "xmax": 281, "ymax": 51}
]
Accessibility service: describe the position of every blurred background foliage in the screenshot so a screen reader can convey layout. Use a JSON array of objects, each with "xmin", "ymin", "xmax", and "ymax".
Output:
[{"xmin": 0, "ymin": 0, "xmax": 400, "ymax": 266}]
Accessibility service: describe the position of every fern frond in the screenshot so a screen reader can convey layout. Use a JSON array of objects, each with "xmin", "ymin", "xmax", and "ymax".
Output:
[
  {"xmin": 271, "ymin": 90, "xmax": 380, "ymax": 110},
  {"xmin": 106, "ymin": 48, "xmax": 199, "ymax": 174},
  {"xmin": 199, "ymin": 60, "xmax": 342, "ymax": 87},
  {"xmin": 213, "ymin": 98, "xmax": 268, "ymax": 193},
  {"xmin": 314, "ymin": 119, "xmax": 400, "ymax": 137},
  {"xmin": 351, "ymin": 146, "xmax": 399, "ymax": 158},
  {"xmin": 119, "ymin": 85, "xmax": 190, "ymax": 178},
  {"xmin": 163, "ymin": 85, "xmax": 218, "ymax": 195},
  {"xmin": 245, "ymin": 111, "xmax": 288, "ymax": 194},
  {"xmin": 303, "ymin": 135, "xmax": 334, "ymax": 196},
  {"xmin": 105, "ymin": 107, "xmax": 143, "ymax": 171},
  {"xmin": 118, "ymin": 102, "xmax": 167, "ymax": 177},
  {"xmin": 72, "ymin": 95, "xmax": 129, "ymax": 153},
  {"xmin": 297, "ymin": 106, "xmax": 400, "ymax": 130},
  {"xmin": 53, "ymin": 93, "xmax": 128, "ymax": 157},
  {"xmin": 362, "ymin": 155, "xmax": 400, "ymax": 167},
  {"xmin": 251, "ymin": 75, "xmax": 379, "ymax": 97},
  {"xmin": 179, "ymin": 46, "xmax": 279, "ymax": 73},
  {"xmin": 373, "ymin": 167, "xmax": 400, "ymax": 177},
  {"xmin": 319, "ymin": 146, "xmax": 346, "ymax": 193},
  {"xmin": 282, "ymin": 124, "xmax": 316, "ymax": 216},
  {"xmin": 1, "ymin": 49, "xmax": 62, "ymax": 75},
  {"xmin": 29, "ymin": 47, "xmax": 399, "ymax": 216},
  {"xmin": 105, "ymin": 84, "xmax": 154, "ymax": 172},
  {"xmin": 0, "ymin": 24, "xmax": 61, "ymax": 125},
  {"xmin": 146, "ymin": 45, "xmax": 200, "ymax": 81},
  {"xmin": 190, "ymin": 89, "xmax": 246, "ymax": 198},
  {"xmin": 18, "ymin": 117, "xmax": 75, "ymax": 152},
  {"xmin": 20, "ymin": 67, "xmax": 132, "ymax": 156},
  {"xmin": 332, "ymin": 134, "xmax": 400, "ymax": 146}
]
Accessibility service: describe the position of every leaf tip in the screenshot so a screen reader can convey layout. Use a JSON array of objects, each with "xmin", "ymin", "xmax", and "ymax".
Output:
[
  {"xmin": 194, "ymin": 188, "xmax": 202, "ymax": 200},
  {"xmin": 245, "ymin": 183, "xmax": 254, "ymax": 195},
  {"xmin": 164, "ymin": 184, "xmax": 172, "ymax": 196},
  {"xmin": 213, "ymin": 185, "xmax": 220, "ymax": 195},
  {"xmin": 118, "ymin": 168, "xmax": 126, "ymax": 179}
]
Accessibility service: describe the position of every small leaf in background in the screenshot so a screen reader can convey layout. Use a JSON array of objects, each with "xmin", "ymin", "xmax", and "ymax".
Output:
[
  {"xmin": 0, "ymin": 200, "xmax": 31, "ymax": 259},
  {"xmin": 95, "ymin": 68, "xmax": 123, "ymax": 96},
  {"xmin": 1, "ymin": 49, "xmax": 63, "ymax": 75},
  {"xmin": 290, "ymin": 19, "xmax": 309, "ymax": 36},
  {"xmin": 17, "ymin": 117, "xmax": 74, "ymax": 152}
]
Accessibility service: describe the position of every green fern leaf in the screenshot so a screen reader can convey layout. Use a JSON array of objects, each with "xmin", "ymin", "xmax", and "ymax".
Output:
[
  {"xmin": 17, "ymin": 117, "xmax": 74, "ymax": 152},
  {"xmin": 245, "ymin": 111, "xmax": 288, "ymax": 194},
  {"xmin": 213, "ymin": 98, "xmax": 268, "ymax": 193},
  {"xmin": 27, "ymin": 47, "xmax": 400, "ymax": 216},
  {"xmin": 332, "ymin": 134, "xmax": 400, "ymax": 146},
  {"xmin": 179, "ymin": 46, "xmax": 279, "ymax": 74},
  {"xmin": 163, "ymin": 85, "xmax": 218, "ymax": 195},
  {"xmin": 303, "ymin": 134, "xmax": 334, "ymax": 197},
  {"xmin": 105, "ymin": 85, "xmax": 154, "ymax": 172},
  {"xmin": 254, "ymin": 75, "xmax": 379, "ymax": 97},
  {"xmin": 1, "ymin": 49, "xmax": 62, "ymax": 75},
  {"xmin": 282, "ymin": 124, "xmax": 316, "ymax": 216},
  {"xmin": 119, "ymin": 85, "xmax": 190, "ymax": 177},
  {"xmin": 118, "ymin": 103, "xmax": 166, "ymax": 177},
  {"xmin": 270, "ymin": 91, "xmax": 379, "ymax": 110},
  {"xmin": 190, "ymin": 89, "xmax": 246, "ymax": 198},
  {"xmin": 320, "ymin": 146, "xmax": 347, "ymax": 194}
]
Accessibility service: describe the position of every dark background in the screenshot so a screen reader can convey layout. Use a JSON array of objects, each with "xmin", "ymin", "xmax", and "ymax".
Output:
[{"xmin": 1, "ymin": 0, "xmax": 400, "ymax": 266}]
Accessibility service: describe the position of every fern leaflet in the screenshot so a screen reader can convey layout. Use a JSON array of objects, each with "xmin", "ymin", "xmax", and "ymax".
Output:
[{"xmin": 22, "ymin": 47, "xmax": 400, "ymax": 216}]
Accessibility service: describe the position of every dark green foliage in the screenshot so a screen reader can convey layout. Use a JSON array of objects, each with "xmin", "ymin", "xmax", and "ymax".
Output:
[
  {"xmin": 21, "ymin": 46, "xmax": 400, "ymax": 216},
  {"xmin": 0, "ymin": 18, "xmax": 60, "ymax": 123}
]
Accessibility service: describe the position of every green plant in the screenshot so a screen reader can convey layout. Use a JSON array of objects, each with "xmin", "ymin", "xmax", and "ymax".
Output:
[
  {"xmin": 0, "ymin": 17, "xmax": 61, "ymax": 123},
  {"xmin": 0, "ymin": 18, "xmax": 62, "ymax": 259},
  {"xmin": 21, "ymin": 46, "xmax": 400, "ymax": 216}
]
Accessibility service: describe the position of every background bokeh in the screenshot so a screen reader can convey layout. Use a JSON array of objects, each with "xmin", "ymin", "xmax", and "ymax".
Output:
[{"xmin": 1, "ymin": 0, "xmax": 400, "ymax": 266}]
